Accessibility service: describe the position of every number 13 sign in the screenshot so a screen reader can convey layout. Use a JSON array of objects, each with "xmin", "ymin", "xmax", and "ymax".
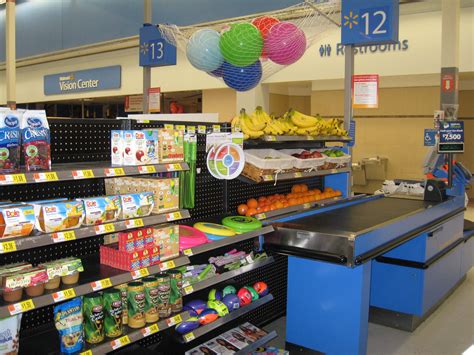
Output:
[
  {"xmin": 139, "ymin": 24, "xmax": 177, "ymax": 67},
  {"xmin": 341, "ymin": 0, "xmax": 399, "ymax": 46}
]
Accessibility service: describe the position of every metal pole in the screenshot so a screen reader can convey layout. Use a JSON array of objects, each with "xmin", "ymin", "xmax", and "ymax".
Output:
[
  {"xmin": 6, "ymin": 0, "xmax": 16, "ymax": 109},
  {"xmin": 142, "ymin": 0, "xmax": 152, "ymax": 114},
  {"xmin": 344, "ymin": 45, "xmax": 354, "ymax": 196}
]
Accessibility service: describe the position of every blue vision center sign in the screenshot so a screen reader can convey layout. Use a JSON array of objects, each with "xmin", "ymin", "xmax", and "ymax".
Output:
[{"xmin": 341, "ymin": 0, "xmax": 399, "ymax": 46}]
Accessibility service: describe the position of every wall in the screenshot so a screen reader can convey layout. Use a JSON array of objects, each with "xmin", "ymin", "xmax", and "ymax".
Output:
[
  {"xmin": 269, "ymin": 94, "xmax": 311, "ymax": 116},
  {"xmin": 202, "ymin": 88, "xmax": 236, "ymax": 122}
]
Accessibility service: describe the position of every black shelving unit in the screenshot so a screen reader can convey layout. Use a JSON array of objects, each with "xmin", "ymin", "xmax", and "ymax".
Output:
[{"xmin": 238, "ymin": 167, "xmax": 351, "ymax": 184}]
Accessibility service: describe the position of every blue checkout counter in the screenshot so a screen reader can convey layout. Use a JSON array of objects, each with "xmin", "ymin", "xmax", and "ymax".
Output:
[{"xmin": 264, "ymin": 193, "xmax": 472, "ymax": 355}]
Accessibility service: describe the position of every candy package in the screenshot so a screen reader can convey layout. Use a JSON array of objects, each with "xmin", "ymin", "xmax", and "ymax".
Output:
[{"xmin": 54, "ymin": 298, "xmax": 84, "ymax": 354}]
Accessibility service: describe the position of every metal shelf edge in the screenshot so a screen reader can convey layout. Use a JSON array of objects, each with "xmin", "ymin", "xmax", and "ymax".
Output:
[{"xmin": 238, "ymin": 167, "xmax": 351, "ymax": 184}]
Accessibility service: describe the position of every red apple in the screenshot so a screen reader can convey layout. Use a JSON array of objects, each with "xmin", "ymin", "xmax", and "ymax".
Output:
[
  {"xmin": 112, "ymin": 146, "xmax": 118, "ymax": 154},
  {"xmin": 124, "ymin": 147, "xmax": 131, "ymax": 155},
  {"xmin": 136, "ymin": 150, "xmax": 145, "ymax": 161}
]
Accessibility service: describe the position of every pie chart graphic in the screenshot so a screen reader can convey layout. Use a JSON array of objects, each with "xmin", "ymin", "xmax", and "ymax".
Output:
[{"xmin": 214, "ymin": 143, "xmax": 245, "ymax": 180}]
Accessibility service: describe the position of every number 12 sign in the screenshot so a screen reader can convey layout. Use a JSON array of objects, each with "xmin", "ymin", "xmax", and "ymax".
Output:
[
  {"xmin": 341, "ymin": 0, "xmax": 399, "ymax": 46},
  {"xmin": 139, "ymin": 24, "xmax": 177, "ymax": 67}
]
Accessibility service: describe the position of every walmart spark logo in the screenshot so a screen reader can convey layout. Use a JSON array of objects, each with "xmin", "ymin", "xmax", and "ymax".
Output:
[
  {"xmin": 343, "ymin": 10, "xmax": 359, "ymax": 29},
  {"xmin": 140, "ymin": 42, "xmax": 149, "ymax": 55}
]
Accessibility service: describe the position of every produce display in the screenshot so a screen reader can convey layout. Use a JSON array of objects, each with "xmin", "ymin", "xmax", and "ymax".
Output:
[
  {"xmin": 237, "ymin": 184, "xmax": 342, "ymax": 216},
  {"xmin": 231, "ymin": 107, "xmax": 348, "ymax": 140}
]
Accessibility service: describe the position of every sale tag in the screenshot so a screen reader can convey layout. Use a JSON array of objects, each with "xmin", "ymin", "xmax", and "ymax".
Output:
[
  {"xmin": 141, "ymin": 323, "xmax": 159, "ymax": 337},
  {"xmin": 8, "ymin": 299, "xmax": 35, "ymax": 315},
  {"xmin": 72, "ymin": 169, "xmax": 95, "ymax": 179},
  {"xmin": 90, "ymin": 278, "xmax": 112, "ymax": 291},
  {"xmin": 183, "ymin": 285, "xmax": 194, "ymax": 295},
  {"xmin": 165, "ymin": 314, "xmax": 182, "ymax": 327},
  {"xmin": 262, "ymin": 175, "xmax": 273, "ymax": 182},
  {"xmin": 138, "ymin": 165, "xmax": 156, "ymax": 174},
  {"xmin": 0, "ymin": 174, "xmax": 27, "ymax": 185},
  {"xmin": 131, "ymin": 268, "xmax": 149, "ymax": 280},
  {"xmin": 125, "ymin": 218, "xmax": 144, "ymax": 229},
  {"xmin": 80, "ymin": 350, "xmax": 93, "ymax": 355},
  {"xmin": 52, "ymin": 231, "xmax": 76, "ymax": 243},
  {"xmin": 33, "ymin": 172, "xmax": 58, "ymax": 182},
  {"xmin": 294, "ymin": 172, "xmax": 302, "ymax": 178},
  {"xmin": 182, "ymin": 248, "xmax": 193, "ymax": 256},
  {"xmin": 198, "ymin": 125, "xmax": 206, "ymax": 134},
  {"xmin": 104, "ymin": 168, "xmax": 125, "ymax": 177},
  {"xmin": 187, "ymin": 126, "xmax": 196, "ymax": 134},
  {"xmin": 110, "ymin": 335, "xmax": 131, "ymax": 350},
  {"xmin": 166, "ymin": 163, "xmax": 182, "ymax": 172},
  {"xmin": 160, "ymin": 260, "xmax": 175, "ymax": 271},
  {"xmin": 95, "ymin": 223, "xmax": 115, "ymax": 235},
  {"xmin": 212, "ymin": 125, "xmax": 221, "ymax": 133},
  {"xmin": 166, "ymin": 211, "xmax": 182, "ymax": 221},
  {"xmin": 266, "ymin": 136, "xmax": 277, "ymax": 141},
  {"xmin": 0, "ymin": 240, "xmax": 17, "ymax": 254},
  {"xmin": 52, "ymin": 288, "xmax": 76, "ymax": 302},
  {"xmin": 176, "ymin": 125, "xmax": 186, "ymax": 131},
  {"xmin": 183, "ymin": 332, "xmax": 196, "ymax": 342}
]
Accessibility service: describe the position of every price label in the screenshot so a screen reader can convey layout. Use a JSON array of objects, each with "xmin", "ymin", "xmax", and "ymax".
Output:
[
  {"xmin": 8, "ymin": 299, "xmax": 35, "ymax": 315},
  {"xmin": 198, "ymin": 125, "xmax": 206, "ymax": 134},
  {"xmin": 138, "ymin": 165, "xmax": 157, "ymax": 174},
  {"xmin": 165, "ymin": 314, "xmax": 182, "ymax": 327},
  {"xmin": 166, "ymin": 211, "xmax": 182, "ymax": 221},
  {"xmin": 90, "ymin": 278, "xmax": 112, "ymax": 291},
  {"xmin": 164, "ymin": 124, "xmax": 174, "ymax": 129},
  {"xmin": 94, "ymin": 223, "xmax": 115, "ymax": 235},
  {"xmin": 175, "ymin": 125, "xmax": 186, "ymax": 131},
  {"xmin": 125, "ymin": 218, "xmax": 144, "ymax": 229},
  {"xmin": 52, "ymin": 231, "xmax": 76, "ymax": 243},
  {"xmin": 303, "ymin": 203, "xmax": 311, "ymax": 209},
  {"xmin": 256, "ymin": 213, "xmax": 266, "ymax": 220},
  {"xmin": 182, "ymin": 248, "xmax": 193, "ymax": 256},
  {"xmin": 166, "ymin": 163, "xmax": 182, "ymax": 172},
  {"xmin": 141, "ymin": 323, "xmax": 159, "ymax": 337},
  {"xmin": 80, "ymin": 350, "xmax": 93, "ymax": 355},
  {"xmin": 110, "ymin": 335, "xmax": 131, "ymax": 350},
  {"xmin": 183, "ymin": 285, "xmax": 194, "ymax": 295},
  {"xmin": 294, "ymin": 172, "xmax": 303, "ymax": 178},
  {"xmin": 263, "ymin": 175, "xmax": 273, "ymax": 182},
  {"xmin": 72, "ymin": 169, "xmax": 95, "ymax": 179},
  {"xmin": 33, "ymin": 172, "xmax": 58, "ymax": 182},
  {"xmin": 183, "ymin": 332, "xmax": 195, "ymax": 342},
  {"xmin": 104, "ymin": 168, "xmax": 125, "ymax": 177},
  {"xmin": 266, "ymin": 136, "xmax": 277, "ymax": 141},
  {"xmin": 212, "ymin": 125, "xmax": 221, "ymax": 133},
  {"xmin": 52, "ymin": 288, "xmax": 76, "ymax": 302},
  {"xmin": 0, "ymin": 174, "xmax": 27, "ymax": 185},
  {"xmin": 187, "ymin": 126, "xmax": 196, "ymax": 134},
  {"xmin": 131, "ymin": 268, "xmax": 149, "ymax": 280},
  {"xmin": 0, "ymin": 240, "xmax": 17, "ymax": 254},
  {"xmin": 160, "ymin": 260, "xmax": 175, "ymax": 271},
  {"xmin": 305, "ymin": 136, "xmax": 315, "ymax": 140}
]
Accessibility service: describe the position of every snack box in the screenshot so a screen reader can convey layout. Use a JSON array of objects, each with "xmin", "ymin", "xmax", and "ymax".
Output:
[
  {"xmin": 36, "ymin": 201, "xmax": 85, "ymax": 233},
  {"xmin": 143, "ymin": 178, "xmax": 180, "ymax": 214},
  {"xmin": 0, "ymin": 109, "xmax": 21, "ymax": 173},
  {"xmin": 39, "ymin": 257, "xmax": 84, "ymax": 279},
  {"xmin": 0, "ymin": 204, "xmax": 35, "ymax": 238},
  {"xmin": 111, "ymin": 130, "xmax": 124, "ymax": 166},
  {"xmin": 122, "ymin": 130, "xmax": 157, "ymax": 166},
  {"xmin": 117, "ymin": 227, "xmax": 153, "ymax": 252},
  {"xmin": 144, "ymin": 129, "xmax": 159, "ymax": 164},
  {"xmin": 79, "ymin": 196, "xmax": 121, "ymax": 226},
  {"xmin": 158, "ymin": 129, "xmax": 184, "ymax": 163},
  {"xmin": 153, "ymin": 224, "xmax": 179, "ymax": 261},
  {"xmin": 119, "ymin": 192, "xmax": 154, "ymax": 219},
  {"xmin": 100, "ymin": 244, "xmax": 160, "ymax": 271},
  {"xmin": 2, "ymin": 267, "xmax": 48, "ymax": 291}
]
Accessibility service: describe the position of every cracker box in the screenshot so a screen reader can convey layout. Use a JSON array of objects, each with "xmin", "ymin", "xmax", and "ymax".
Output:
[
  {"xmin": 118, "ymin": 227, "xmax": 153, "ymax": 252},
  {"xmin": 158, "ymin": 129, "xmax": 184, "ymax": 163},
  {"xmin": 153, "ymin": 224, "xmax": 179, "ymax": 261},
  {"xmin": 111, "ymin": 130, "xmax": 124, "ymax": 165}
]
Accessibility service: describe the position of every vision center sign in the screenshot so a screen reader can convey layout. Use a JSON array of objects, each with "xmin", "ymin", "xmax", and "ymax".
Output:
[{"xmin": 44, "ymin": 66, "xmax": 121, "ymax": 95}]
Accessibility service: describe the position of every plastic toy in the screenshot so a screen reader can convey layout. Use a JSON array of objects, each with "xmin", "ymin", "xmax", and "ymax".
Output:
[
  {"xmin": 198, "ymin": 308, "xmax": 219, "ymax": 325},
  {"xmin": 253, "ymin": 281, "xmax": 269, "ymax": 296},
  {"xmin": 244, "ymin": 285, "xmax": 260, "ymax": 301},
  {"xmin": 208, "ymin": 288, "xmax": 223, "ymax": 301},
  {"xmin": 175, "ymin": 317, "xmax": 200, "ymax": 334},
  {"xmin": 222, "ymin": 285, "xmax": 237, "ymax": 297},
  {"xmin": 184, "ymin": 299, "xmax": 207, "ymax": 315},
  {"xmin": 237, "ymin": 287, "xmax": 253, "ymax": 306},
  {"xmin": 222, "ymin": 294, "xmax": 241, "ymax": 312},
  {"xmin": 207, "ymin": 299, "xmax": 229, "ymax": 317}
]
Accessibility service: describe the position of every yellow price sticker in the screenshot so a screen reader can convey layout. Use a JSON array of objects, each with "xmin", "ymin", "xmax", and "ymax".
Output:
[
  {"xmin": 212, "ymin": 125, "xmax": 221, "ymax": 133},
  {"xmin": 164, "ymin": 124, "xmax": 174, "ymax": 130},
  {"xmin": 80, "ymin": 350, "xmax": 93, "ymax": 355},
  {"xmin": 187, "ymin": 126, "xmax": 196, "ymax": 134},
  {"xmin": 72, "ymin": 169, "xmax": 95, "ymax": 179},
  {"xmin": 183, "ymin": 285, "xmax": 194, "ymax": 295},
  {"xmin": 256, "ymin": 213, "xmax": 267, "ymax": 220},
  {"xmin": 183, "ymin": 248, "xmax": 193, "ymax": 256},
  {"xmin": 111, "ymin": 335, "xmax": 131, "ymax": 350},
  {"xmin": 91, "ymin": 278, "xmax": 112, "ymax": 291},
  {"xmin": 105, "ymin": 168, "xmax": 125, "ymax": 177},
  {"xmin": 263, "ymin": 175, "xmax": 273, "ymax": 182},
  {"xmin": 33, "ymin": 172, "xmax": 58, "ymax": 182},
  {"xmin": 52, "ymin": 288, "xmax": 76, "ymax": 302},
  {"xmin": 166, "ymin": 163, "xmax": 182, "ymax": 172},
  {"xmin": 184, "ymin": 332, "xmax": 195, "ymax": 342},
  {"xmin": 160, "ymin": 260, "xmax": 175, "ymax": 271},
  {"xmin": 95, "ymin": 223, "xmax": 115, "ymax": 235},
  {"xmin": 266, "ymin": 136, "xmax": 277, "ymax": 141},
  {"xmin": 138, "ymin": 165, "xmax": 156, "ymax": 174},
  {"xmin": 52, "ymin": 231, "xmax": 76, "ymax": 243},
  {"xmin": 303, "ymin": 203, "xmax": 311, "ymax": 209},
  {"xmin": 131, "ymin": 268, "xmax": 149, "ymax": 280},
  {"xmin": 126, "ymin": 218, "xmax": 144, "ymax": 229},
  {"xmin": 176, "ymin": 125, "xmax": 186, "ymax": 131},
  {"xmin": 0, "ymin": 173, "xmax": 27, "ymax": 185},
  {"xmin": 0, "ymin": 240, "xmax": 17, "ymax": 254},
  {"xmin": 294, "ymin": 172, "xmax": 303, "ymax": 178},
  {"xmin": 198, "ymin": 125, "xmax": 206, "ymax": 134},
  {"xmin": 166, "ymin": 211, "xmax": 182, "ymax": 221},
  {"xmin": 8, "ymin": 299, "xmax": 35, "ymax": 315},
  {"xmin": 166, "ymin": 314, "xmax": 182, "ymax": 327},
  {"xmin": 141, "ymin": 323, "xmax": 159, "ymax": 337}
]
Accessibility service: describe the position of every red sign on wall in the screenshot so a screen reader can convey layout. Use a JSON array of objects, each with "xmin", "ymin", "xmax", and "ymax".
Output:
[{"xmin": 352, "ymin": 74, "xmax": 379, "ymax": 109}]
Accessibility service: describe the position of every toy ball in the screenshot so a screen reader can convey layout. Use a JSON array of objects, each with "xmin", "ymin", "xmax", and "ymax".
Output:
[
  {"xmin": 223, "ymin": 60, "xmax": 262, "ymax": 92},
  {"xmin": 187, "ymin": 29, "xmax": 224, "ymax": 72},
  {"xmin": 251, "ymin": 16, "xmax": 280, "ymax": 57},
  {"xmin": 219, "ymin": 23, "xmax": 263, "ymax": 67},
  {"xmin": 264, "ymin": 22, "xmax": 307, "ymax": 65},
  {"xmin": 237, "ymin": 287, "xmax": 253, "ymax": 306},
  {"xmin": 222, "ymin": 285, "xmax": 237, "ymax": 297},
  {"xmin": 182, "ymin": 305, "xmax": 198, "ymax": 317},
  {"xmin": 207, "ymin": 299, "xmax": 229, "ymax": 317},
  {"xmin": 175, "ymin": 317, "xmax": 200, "ymax": 334},
  {"xmin": 198, "ymin": 308, "xmax": 219, "ymax": 325},
  {"xmin": 244, "ymin": 286, "xmax": 260, "ymax": 301},
  {"xmin": 253, "ymin": 281, "xmax": 269, "ymax": 296},
  {"xmin": 222, "ymin": 294, "xmax": 240, "ymax": 312},
  {"xmin": 185, "ymin": 299, "xmax": 207, "ymax": 315},
  {"xmin": 208, "ymin": 288, "xmax": 223, "ymax": 301}
]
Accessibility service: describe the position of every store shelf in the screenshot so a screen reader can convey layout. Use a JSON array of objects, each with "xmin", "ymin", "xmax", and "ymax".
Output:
[
  {"xmin": 0, "ymin": 254, "xmax": 190, "ymax": 318},
  {"xmin": 181, "ymin": 257, "xmax": 275, "ymax": 296},
  {"xmin": 238, "ymin": 167, "xmax": 351, "ymax": 184},
  {"xmin": 0, "ymin": 209, "xmax": 190, "ymax": 254},
  {"xmin": 182, "ymin": 226, "xmax": 274, "ymax": 257},
  {"xmin": 235, "ymin": 330, "xmax": 278, "ymax": 355},
  {"xmin": 0, "ymin": 161, "xmax": 189, "ymax": 186},
  {"xmin": 181, "ymin": 294, "xmax": 274, "ymax": 343},
  {"xmin": 247, "ymin": 135, "xmax": 352, "ymax": 143}
]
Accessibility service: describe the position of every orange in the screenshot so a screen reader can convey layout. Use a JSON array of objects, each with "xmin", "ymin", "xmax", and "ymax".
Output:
[
  {"xmin": 246, "ymin": 208, "xmax": 257, "ymax": 216},
  {"xmin": 258, "ymin": 196, "xmax": 267, "ymax": 204},
  {"xmin": 300, "ymin": 184, "xmax": 309, "ymax": 193},
  {"xmin": 296, "ymin": 198, "xmax": 304, "ymax": 205},
  {"xmin": 247, "ymin": 198, "xmax": 258, "ymax": 209},
  {"xmin": 335, "ymin": 190, "xmax": 342, "ymax": 196},
  {"xmin": 292, "ymin": 184, "xmax": 302, "ymax": 194},
  {"xmin": 288, "ymin": 198, "xmax": 297, "ymax": 206},
  {"xmin": 262, "ymin": 206, "xmax": 270, "ymax": 212},
  {"xmin": 325, "ymin": 187, "xmax": 334, "ymax": 192},
  {"xmin": 237, "ymin": 204, "xmax": 248, "ymax": 215},
  {"xmin": 314, "ymin": 189, "xmax": 321, "ymax": 194}
]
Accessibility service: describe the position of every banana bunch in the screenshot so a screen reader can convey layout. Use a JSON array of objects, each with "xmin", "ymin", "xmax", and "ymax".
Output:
[{"xmin": 231, "ymin": 109, "xmax": 264, "ymax": 139}]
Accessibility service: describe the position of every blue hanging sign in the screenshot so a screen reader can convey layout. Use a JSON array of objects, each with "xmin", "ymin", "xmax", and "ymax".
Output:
[
  {"xmin": 424, "ymin": 129, "xmax": 436, "ymax": 147},
  {"xmin": 341, "ymin": 0, "xmax": 399, "ymax": 46},
  {"xmin": 438, "ymin": 121, "xmax": 464, "ymax": 153},
  {"xmin": 139, "ymin": 24, "xmax": 177, "ymax": 67}
]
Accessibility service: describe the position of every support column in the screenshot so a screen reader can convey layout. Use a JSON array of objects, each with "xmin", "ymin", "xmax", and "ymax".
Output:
[
  {"xmin": 235, "ymin": 84, "xmax": 269, "ymax": 114},
  {"xmin": 6, "ymin": 0, "xmax": 16, "ymax": 110},
  {"xmin": 142, "ymin": 0, "xmax": 152, "ymax": 113}
]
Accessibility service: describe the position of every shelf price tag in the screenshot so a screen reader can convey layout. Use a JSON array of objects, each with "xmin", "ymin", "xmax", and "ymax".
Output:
[
  {"xmin": 303, "ymin": 203, "xmax": 311, "ymax": 209},
  {"xmin": 166, "ymin": 164, "xmax": 182, "ymax": 172},
  {"xmin": 33, "ymin": 172, "xmax": 58, "ymax": 182},
  {"xmin": 131, "ymin": 268, "xmax": 149, "ymax": 280},
  {"xmin": 141, "ymin": 324, "xmax": 159, "ymax": 337},
  {"xmin": 198, "ymin": 125, "xmax": 206, "ymax": 134},
  {"xmin": 187, "ymin": 126, "xmax": 196, "ymax": 134},
  {"xmin": 165, "ymin": 314, "xmax": 182, "ymax": 327},
  {"xmin": 52, "ymin": 231, "xmax": 76, "ymax": 243},
  {"xmin": 262, "ymin": 175, "xmax": 273, "ymax": 182},
  {"xmin": 182, "ymin": 248, "xmax": 193, "ymax": 256},
  {"xmin": 305, "ymin": 136, "xmax": 315, "ymax": 140},
  {"xmin": 138, "ymin": 165, "xmax": 156, "ymax": 174},
  {"xmin": 0, "ymin": 174, "xmax": 27, "ymax": 185},
  {"xmin": 80, "ymin": 350, "xmax": 93, "ymax": 355},
  {"xmin": 294, "ymin": 172, "xmax": 302, "ymax": 178},
  {"xmin": 0, "ymin": 240, "xmax": 17, "ymax": 254},
  {"xmin": 8, "ymin": 299, "xmax": 35, "ymax": 315},
  {"xmin": 266, "ymin": 136, "xmax": 277, "ymax": 141},
  {"xmin": 95, "ymin": 223, "xmax": 115, "ymax": 235},
  {"xmin": 255, "ymin": 213, "xmax": 266, "ymax": 220},
  {"xmin": 160, "ymin": 260, "xmax": 175, "ymax": 271},
  {"xmin": 90, "ymin": 278, "xmax": 112, "ymax": 291},
  {"xmin": 52, "ymin": 288, "xmax": 76, "ymax": 302},
  {"xmin": 166, "ymin": 211, "xmax": 182, "ymax": 221},
  {"xmin": 104, "ymin": 168, "xmax": 125, "ymax": 177},
  {"xmin": 212, "ymin": 125, "xmax": 221, "ymax": 133},
  {"xmin": 125, "ymin": 218, "xmax": 144, "ymax": 229},
  {"xmin": 183, "ymin": 332, "xmax": 195, "ymax": 342},
  {"xmin": 182, "ymin": 285, "xmax": 194, "ymax": 295},
  {"xmin": 72, "ymin": 169, "xmax": 95, "ymax": 179},
  {"xmin": 110, "ymin": 335, "xmax": 131, "ymax": 350},
  {"xmin": 175, "ymin": 125, "xmax": 186, "ymax": 131},
  {"xmin": 164, "ymin": 124, "xmax": 174, "ymax": 129}
]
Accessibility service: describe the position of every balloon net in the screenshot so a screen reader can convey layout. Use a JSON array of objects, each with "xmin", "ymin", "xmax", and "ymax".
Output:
[{"xmin": 158, "ymin": 0, "xmax": 340, "ymax": 91}]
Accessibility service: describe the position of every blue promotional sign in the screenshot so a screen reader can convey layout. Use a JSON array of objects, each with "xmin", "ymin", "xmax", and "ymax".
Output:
[
  {"xmin": 424, "ymin": 129, "xmax": 436, "ymax": 146},
  {"xmin": 438, "ymin": 121, "xmax": 464, "ymax": 153},
  {"xmin": 139, "ymin": 24, "xmax": 177, "ymax": 67},
  {"xmin": 348, "ymin": 120, "xmax": 356, "ymax": 147},
  {"xmin": 341, "ymin": 0, "xmax": 399, "ymax": 46},
  {"xmin": 44, "ymin": 66, "xmax": 121, "ymax": 95}
]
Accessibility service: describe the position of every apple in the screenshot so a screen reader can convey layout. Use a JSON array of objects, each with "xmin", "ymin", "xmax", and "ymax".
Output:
[
  {"xmin": 136, "ymin": 150, "xmax": 145, "ymax": 162},
  {"xmin": 124, "ymin": 147, "xmax": 131, "ymax": 155},
  {"xmin": 112, "ymin": 146, "xmax": 118, "ymax": 154}
]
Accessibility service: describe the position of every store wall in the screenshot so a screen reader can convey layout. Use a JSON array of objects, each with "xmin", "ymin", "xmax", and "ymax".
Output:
[
  {"xmin": 269, "ymin": 94, "xmax": 311, "ymax": 116},
  {"xmin": 202, "ymin": 88, "xmax": 236, "ymax": 122}
]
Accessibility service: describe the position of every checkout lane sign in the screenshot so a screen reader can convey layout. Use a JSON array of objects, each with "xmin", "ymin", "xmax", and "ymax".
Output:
[{"xmin": 438, "ymin": 121, "xmax": 464, "ymax": 153}]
